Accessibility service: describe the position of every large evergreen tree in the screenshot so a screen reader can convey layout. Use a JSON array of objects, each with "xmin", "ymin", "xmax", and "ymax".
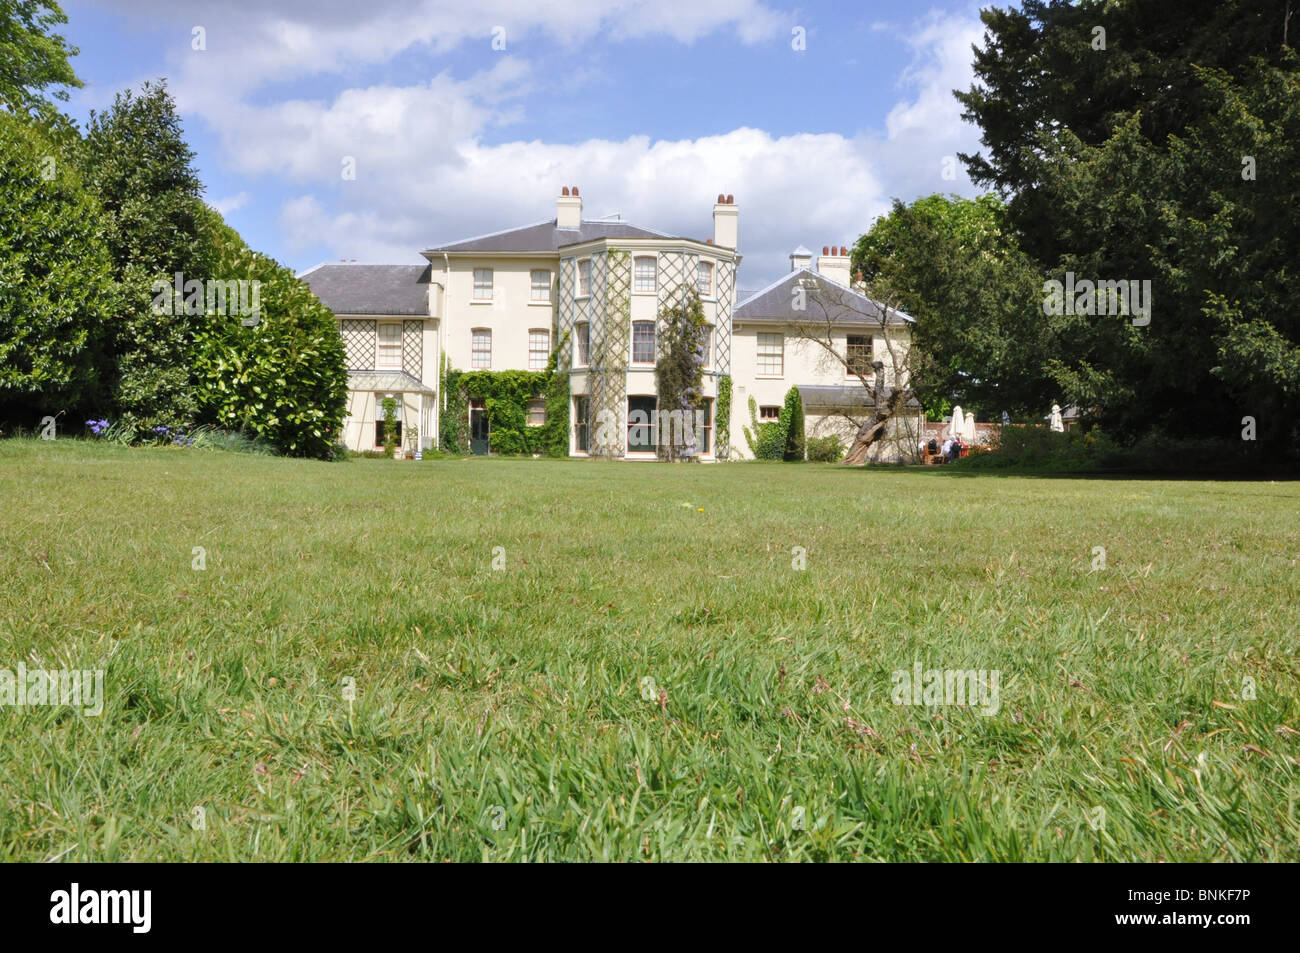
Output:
[
  {"xmin": 957, "ymin": 0, "xmax": 1299, "ymax": 448},
  {"xmin": 81, "ymin": 81, "xmax": 209, "ymax": 434}
]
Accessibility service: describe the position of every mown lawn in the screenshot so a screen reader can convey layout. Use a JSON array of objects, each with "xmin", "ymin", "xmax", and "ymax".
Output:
[{"xmin": 0, "ymin": 439, "xmax": 1297, "ymax": 861}]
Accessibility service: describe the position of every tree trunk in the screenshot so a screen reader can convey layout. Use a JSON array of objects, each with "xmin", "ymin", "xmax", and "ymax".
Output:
[{"xmin": 844, "ymin": 413, "xmax": 891, "ymax": 465}]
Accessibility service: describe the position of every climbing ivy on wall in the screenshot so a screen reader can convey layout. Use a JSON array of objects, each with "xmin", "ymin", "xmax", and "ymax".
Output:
[
  {"xmin": 715, "ymin": 374, "xmax": 732, "ymax": 460},
  {"xmin": 439, "ymin": 339, "xmax": 569, "ymax": 457},
  {"xmin": 440, "ymin": 353, "xmax": 468, "ymax": 451}
]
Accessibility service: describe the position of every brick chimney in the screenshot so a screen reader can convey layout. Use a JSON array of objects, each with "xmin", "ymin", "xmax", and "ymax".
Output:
[
  {"xmin": 557, "ymin": 186, "xmax": 582, "ymax": 229},
  {"xmin": 817, "ymin": 244, "xmax": 851, "ymax": 286},
  {"xmin": 712, "ymin": 193, "xmax": 738, "ymax": 248}
]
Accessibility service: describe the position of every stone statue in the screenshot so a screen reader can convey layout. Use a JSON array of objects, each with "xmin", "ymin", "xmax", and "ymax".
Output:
[{"xmin": 1048, "ymin": 403, "xmax": 1064, "ymax": 432}]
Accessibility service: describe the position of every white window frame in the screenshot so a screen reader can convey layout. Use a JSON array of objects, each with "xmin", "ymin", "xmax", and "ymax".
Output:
[
  {"xmin": 528, "ymin": 329, "xmax": 550, "ymax": 370},
  {"xmin": 631, "ymin": 321, "xmax": 655, "ymax": 365},
  {"xmin": 530, "ymin": 269, "xmax": 551, "ymax": 302},
  {"xmin": 703, "ymin": 324, "xmax": 713, "ymax": 368},
  {"xmin": 846, "ymin": 333, "xmax": 873, "ymax": 378},
  {"xmin": 757, "ymin": 332, "xmax": 783, "ymax": 377},
  {"xmin": 575, "ymin": 322, "xmax": 590, "ymax": 366},
  {"xmin": 471, "ymin": 328, "xmax": 491, "ymax": 369},
  {"xmin": 473, "ymin": 267, "xmax": 493, "ymax": 300},
  {"xmin": 526, "ymin": 398, "xmax": 547, "ymax": 427},
  {"xmin": 577, "ymin": 259, "xmax": 592, "ymax": 298},
  {"xmin": 377, "ymin": 322, "xmax": 402, "ymax": 369},
  {"xmin": 633, "ymin": 256, "xmax": 657, "ymax": 294},
  {"xmin": 697, "ymin": 261, "xmax": 713, "ymax": 297}
]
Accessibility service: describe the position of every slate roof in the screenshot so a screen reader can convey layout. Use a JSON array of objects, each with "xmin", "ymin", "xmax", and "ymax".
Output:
[
  {"xmin": 423, "ymin": 219, "xmax": 678, "ymax": 254},
  {"xmin": 735, "ymin": 268, "xmax": 913, "ymax": 325},
  {"xmin": 797, "ymin": 384, "xmax": 921, "ymax": 410},
  {"xmin": 299, "ymin": 264, "xmax": 431, "ymax": 315}
]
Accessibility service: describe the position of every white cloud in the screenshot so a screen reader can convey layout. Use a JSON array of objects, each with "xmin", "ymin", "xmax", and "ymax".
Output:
[
  {"xmin": 83, "ymin": 1, "xmax": 983, "ymax": 286},
  {"xmin": 262, "ymin": 10, "xmax": 987, "ymax": 286},
  {"xmin": 210, "ymin": 191, "xmax": 251, "ymax": 215}
]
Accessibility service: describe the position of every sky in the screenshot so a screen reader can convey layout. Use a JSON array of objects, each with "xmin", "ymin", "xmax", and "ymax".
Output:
[{"xmin": 60, "ymin": 0, "xmax": 993, "ymax": 290}]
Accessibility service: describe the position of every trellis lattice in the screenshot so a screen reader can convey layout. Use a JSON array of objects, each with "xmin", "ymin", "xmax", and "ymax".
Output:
[
  {"xmin": 712, "ymin": 257, "xmax": 735, "ymax": 459},
  {"xmin": 402, "ymin": 320, "xmax": 423, "ymax": 380},
  {"xmin": 588, "ymin": 250, "xmax": 631, "ymax": 458},
  {"xmin": 340, "ymin": 319, "xmax": 376, "ymax": 370},
  {"xmin": 557, "ymin": 257, "xmax": 576, "ymax": 372}
]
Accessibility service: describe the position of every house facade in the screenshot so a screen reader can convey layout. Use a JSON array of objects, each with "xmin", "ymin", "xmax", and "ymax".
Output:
[{"xmin": 300, "ymin": 188, "xmax": 920, "ymax": 461}]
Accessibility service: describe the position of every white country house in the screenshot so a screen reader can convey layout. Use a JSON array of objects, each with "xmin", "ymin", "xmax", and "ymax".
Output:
[{"xmin": 300, "ymin": 188, "xmax": 920, "ymax": 460}]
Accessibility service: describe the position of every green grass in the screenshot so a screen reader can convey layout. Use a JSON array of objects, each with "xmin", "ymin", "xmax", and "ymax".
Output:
[{"xmin": 1, "ymin": 438, "xmax": 1297, "ymax": 861}]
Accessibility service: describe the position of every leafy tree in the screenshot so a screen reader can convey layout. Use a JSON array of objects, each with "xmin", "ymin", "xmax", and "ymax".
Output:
[
  {"xmin": 653, "ymin": 287, "xmax": 708, "ymax": 461},
  {"xmin": 853, "ymin": 194, "xmax": 1050, "ymax": 418},
  {"xmin": 0, "ymin": 1, "xmax": 81, "ymax": 117},
  {"xmin": 0, "ymin": 110, "xmax": 116, "ymax": 425},
  {"xmin": 81, "ymin": 81, "xmax": 208, "ymax": 434},
  {"xmin": 190, "ymin": 209, "xmax": 348, "ymax": 458}
]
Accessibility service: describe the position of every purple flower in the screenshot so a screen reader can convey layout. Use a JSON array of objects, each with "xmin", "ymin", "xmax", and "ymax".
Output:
[{"xmin": 85, "ymin": 419, "xmax": 109, "ymax": 435}]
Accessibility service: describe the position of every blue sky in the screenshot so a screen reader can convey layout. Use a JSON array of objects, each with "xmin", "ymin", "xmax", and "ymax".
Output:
[{"xmin": 62, "ymin": 0, "xmax": 991, "ymax": 288}]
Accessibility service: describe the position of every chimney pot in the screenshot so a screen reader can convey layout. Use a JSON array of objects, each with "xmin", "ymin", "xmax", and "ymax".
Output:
[
  {"xmin": 840, "ymin": 246, "xmax": 848, "ymax": 256},
  {"xmin": 717, "ymin": 193, "xmax": 725, "ymax": 203},
  {"xmin": 706, "ymin": 238, "xmax": 713, "ymax": 244},
  {"xmin": 572, "ymin": 186, "xmax": 579, "ymax": 196},
  {"xmin": 561, "ymin": 186, "xmax": 569, "ymax": 196},
  {"xmin": 726, "ymin": 194, "xmax": 734, "ymax": 204},
  {"xmin": 822, "ymin": 245, "xmax": 829, "ymax": 255}
]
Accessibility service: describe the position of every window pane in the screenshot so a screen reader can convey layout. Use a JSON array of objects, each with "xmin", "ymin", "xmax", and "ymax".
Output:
[
  {"xmin": 530, "ymin": 270, "xmax": 550, "ymax": 301},
  {"xmin": 697, "ymin": 262, "xmax": 713, "ymax": 296},
  {"xmin": 698, "ymin": 398, "xmax": 713, "ymax": 453},
  {"xmin": 377, "ymin": 323, "xmax": 401, "ymax": 368},
  {"xmin": 472, "ymin": 329, "xmax": 491, "ymax": 368},
  {"xmin": 574, "ymin": 396, "xmax": 589, "ymax": 452},
  {"xmin": 576, "ymin": 323, "xmax": 590, "ymax": 364},
  {"xmin": 760, "ymin": 405, "xmax": 780, "ymax": 421},
  {"xmin": 632, "ymin": 321, "xmax": 655, "ymax": 363},
  {"xmin": 634, "ymin": 257, "xmax": 656, "ymax": 293},
  {"xmin": 702, "ymin": 325, "xmax": 712, "ymax": 367},
  {"xmin": 627, "ymin": 396, "xmax": 656, "ymax": 452},
  {"xmin": 473, "ymin": 268, "xmax": 493, "ymax": 299},
  {"xmin": 757, "ymin": 332, "xmax": 783, "ymax": 375},
  {"xmin": 529, "ymin": 330, "xmax": 549, "ymax": 370},
  {"xmin": 846, "ymin": 335, "xmax": 872, "ymax": 375},
  {"xmin": 578, "ymin": 260, "xmax": 591, "ymax": 296},
  {"xmin": 527, "ymin": 399, "xmax": 546, "ymax": 426}
]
